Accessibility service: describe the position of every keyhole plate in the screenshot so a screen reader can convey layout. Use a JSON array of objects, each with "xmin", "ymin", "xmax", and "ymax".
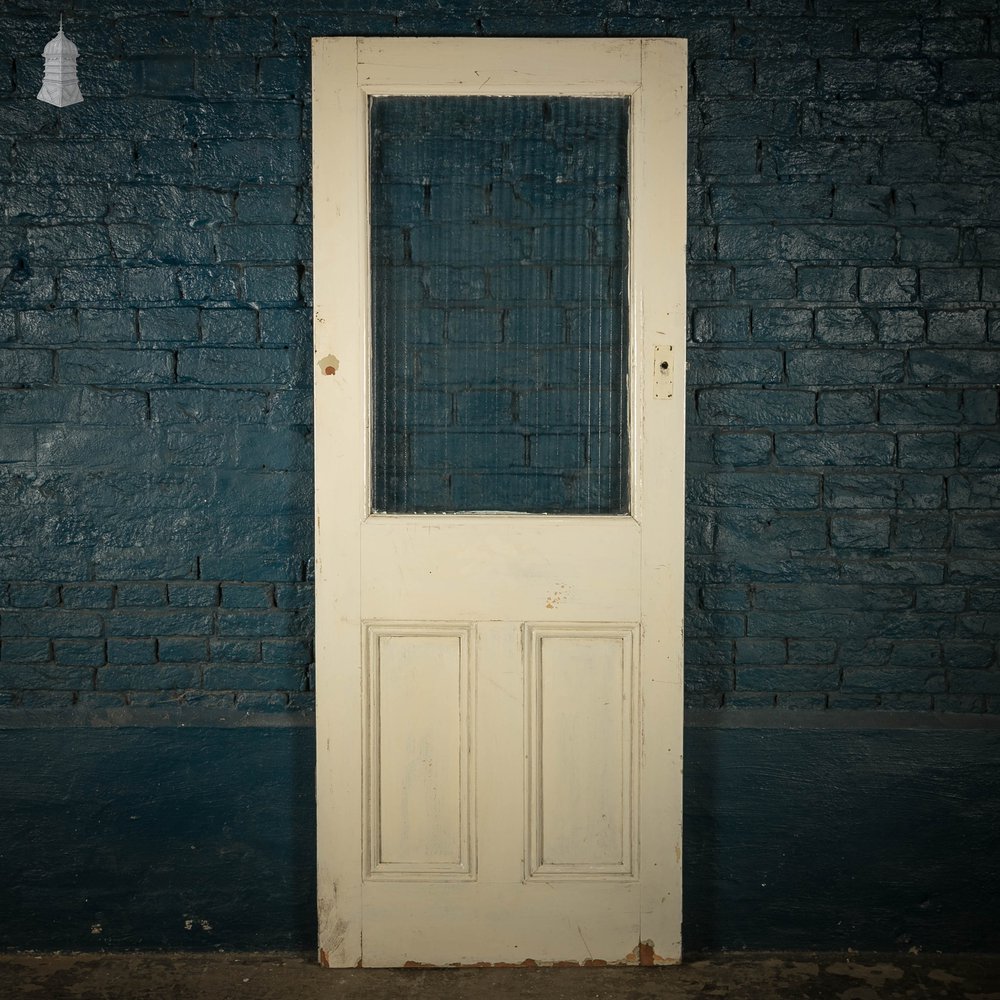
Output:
[{"xmin": 654, "ymin": 343, "xmax": 673, "ymax": 400}]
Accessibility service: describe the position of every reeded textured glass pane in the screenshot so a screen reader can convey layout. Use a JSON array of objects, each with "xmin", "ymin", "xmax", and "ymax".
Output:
[{"xmin": 370, "ymin": 96, "xmax": 629, "ymax": 514}]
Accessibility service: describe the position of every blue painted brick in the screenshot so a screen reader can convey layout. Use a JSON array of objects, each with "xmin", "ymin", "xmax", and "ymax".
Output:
[
  {"xmin": 796, "ymin": 266, "xmax": 858, "ymax": 302},
  {"xmin": 177, "ymin": 347, "xmax": 298, "ymax": 386},
  {"xmin": 0, "ymin": 349, "xmax": 53, "ymax": 384},
  {"xmin": 221, "ymin": 584, "xmax": 273, "ymax": 609},
  {"xmin": 910, "ymin": 349, "xmax": 998, "ymax": 384},
  {"xmin": 99, "ymin": 664, "xmax": 200, "ymax": 690},
  {"xmin": 0, "ymin": 665, "xmax": 92, "ymax": 690},
  {"xmin": 53, "ymin": 639, "xmax": 106, "ymax": 668},
  {"xmin": 698, "ymin": 388, "xmax": 815, "ymax": 427},
  {"xmin": 776, "ymin": 431, "xmax": 895, "ymax": 467},
  {"xmin": 261, "ymin": 639, "xmax": 311, "ymax": 665},
  {"xmin": 137, "ymin": 308, "xmax": 199, "ymax": 344},
  {"xmin": 830, "ymin": 515, "xmax": 891, "ymax": 549},
  {"xmin": 1, "ymin": 639, "xmax": 50, "ymax": 662},
  {"xmin": 210, "ymin": 638, "xmax": 260, "ymax": 663},
  {"xmin": 158, "ymin": 637, "xmax": 208, "ymax": 662},
  {"xmin": 815, "ymin": 309, "xmax": 878, "ymax": 344},
  {"xmin": 59, "ymin": 347, "xmax": 173, "ymax": 386},
  {"xmin": 899, "ymin": 432, "xmax": 956, "ymax": 469},
  {"xmin": 106, "ymin": 611, "xmax": 213, "ymax": 637},
  {"xmin": 787, "ymin": 349, "xmax": 904, "ymax": 386},
  {"xmin": 818, "ymin": 389, "xmax": 877, "ymax": 426},
  {"xmin": 688, "ymin": 349, "xmax": 784, "ymax": 386},
  {"xmin": 115, "ymin": 584, "xmax": 168, "ymax": 608},
  {"xmin": 713, "ymin": 432, "xmax": 772, "ymax": 467},
  {"xmin": 61, "ymin": 585, "xmax": 114, "ymax": 610},
  {"xmin": 202, "ymin": 665, "xmax": 305, "ymax": 691},
  {"xmin": 751, "ymin": 308, "xmax": 812, "ymax": 343},
  {"xmin": 107, "ymin": 639, "xmax": 157, "ymax": 665},
  {"xmin": 78, "ymin": 310, "xmax": 136, "ymax": 344},
  {"xmin": 692, "ymin": 307, "xmax": 750, "ymax": 343},
  {"xmin": 167, "ymin": 583, "xmax": 218, "ymax": 608}
]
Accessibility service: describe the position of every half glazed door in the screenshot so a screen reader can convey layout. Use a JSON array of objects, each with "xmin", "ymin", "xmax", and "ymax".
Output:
[{"xmin": 313, "ymin": 36, "xmax": 686, "ymax": 968}]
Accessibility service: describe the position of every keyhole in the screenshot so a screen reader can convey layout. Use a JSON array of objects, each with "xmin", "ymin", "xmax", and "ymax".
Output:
[{"xmin": 659, "ymin": 361, "xmax": 669, "ymax": 372}]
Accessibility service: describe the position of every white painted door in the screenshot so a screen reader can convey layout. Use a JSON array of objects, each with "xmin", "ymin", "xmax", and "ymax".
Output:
[{"xmin": 313, "ymin": 37, "xmax": 686, "ymax": 968}]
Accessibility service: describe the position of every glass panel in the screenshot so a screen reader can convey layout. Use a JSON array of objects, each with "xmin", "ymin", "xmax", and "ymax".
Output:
[{"xmin": 370, "ymin": 96, "xmax": 629, "ymax": 514}]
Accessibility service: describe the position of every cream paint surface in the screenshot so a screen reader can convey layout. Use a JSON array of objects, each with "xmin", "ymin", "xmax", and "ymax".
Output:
[{"xmin": 312, "ymin": 36, "xmax": 687, "ymax": 967}]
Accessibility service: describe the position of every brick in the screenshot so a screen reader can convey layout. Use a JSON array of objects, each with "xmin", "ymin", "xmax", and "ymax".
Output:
[
  {"xmin": 168, "ymin": 583, "xmax": 219, "ymax": 608},
  {"xmin": 715, "ymin": 510, "xmax": 827, "ymax": 553},
  {"xmin": 776, "ymin": 431, "xmax": 894, "ymax": 466},
  {"xmin": 818, "ymin": 389, "xmax": 877, "ymax": 426},
  {"xmin": 910, "ymin": 349, "xmax": 998, "ymax": 384},
  {"xmin": 221, "ymin": 584, "xmax": 273, "ymax": 609},
  {"xmin": 1, "ymin": 611, "xmax": 102, "ymax": 638},
  {"xmin": 927, "ymin": 310, "xmax": 987, "ymax": 344},
  {"xmin": 786, "ymin": 349, "xmax": 903, "ymax": 386},
  {"xmin": 61, "ymin": 584, "xmax": 114, "ymax": 610},
  {"xmin": 688, "ymin": 472, "xmax": 820, "ymax": 510},
  {"xmin": 714, "ymin": 431, "xmax": 772, "ymax": 467},
  {"xmin": 737, "ymin": 666, "xmax": 840, "ymax": 691},
  {"xmin": 696, "ymin": 388, "xmax": 815, "ymax": 428},
  {"xmin": 158, "ymin": 637, "xmax": 208, "ymax": 662},
  {"xmin": 138, "ymin": 308, "xmax": 200, "ymax": 343},
  {"xmin": 0, "ymin": 665, "xmax": 92, "ymax": 690},
  {"xmin": 59, "ymin": 347, "xmax": 173, "ymax": 386},
  {"xmin": 105, "ymin": 611, "xmax": 213, "ymax": 637},
  {"xmin": 99, "ymin": 664, "xmax": 200, "ymax": 690},
  {"xmin": 751, "ymin": 308, "xmax": 812, "ymax": 343},
  {"xmin": 825, "ymin": 474, "xmax": 898, "ymax": 509},
  {"xmin": 880, "ymin": 389, "xmax": 962, "ymax": 425},
  {"xmin": 919, "ymin": 267, "xmax": 981, "ymax": 303},
  {"xmin": 688, "ymin": 348, "xmax": 783, "ymax": 386},
  {"xmin": 734, "ymin": 639, "xmax": 787, "ymax": 665},
  {"xmin": 53, "ymin": 639, "xmax": 106, "ymax": 667},
  {"xmin": 815, "ymin": 308, "xmax": 877, "ymax": 344},
  {"xmin": 116, "ymin": 583, "xmax": 168, "ymax": 607},
  {"xmin": 844, "ymin": 666, "xmax": 947, "ymax": 693},
  {"xmin": 877, "ymin": 310, "xmax": 925, "ymax": 344},
  {"xmin": 899, "ymin": 432, "xmax": 956, "ymax": 469},
  {"xmin": 797, "ymin": 266, "xmax": 858, "ymax": 302},
  {"xmin": 894, "ymin": 513, "xmax": 951, "ymax": 549},
  {"xmin": 698, "ymin": 138, "xmax": 757, "ymax": 176},
  {"xmin": 830, "ymin": 515, "xmax": 891, "ymax": 549},
  {"xmin": 107, "ymin": 638, "xmax": 157, "ymax": 665},
  {"xmin": 692, "ymin": 307, "xmax": 750, "ymax": 344},
  {"xmin": 202, "ymin": 665, "xmax": 306, "ymax": 691},
  {"xmin": 960, "ymin": 432, "xmax": 1000, "ymax": 468},
  {"xmin": 78, "ymin": 310, "xmax": 136, "ymax": 344},
  {"xmin": 859, "ymin": 268, "xmax": 918, "ymax": 305},
  {"xmin": 0, "ymin": 349, "xmax": 53, "ymax": 384},
  {"xmin": 176, "ymin": 347, "xmax": 298, "ymax": 386},
  {"xmin": 209, "ymin": 638, "xmax": 260, "ymax": 663},
  {"xmin": 0, "ymin": 639, "xmax": 50, "ymax": 662},
  {"xmin": 954, "ymin": 515, "xmax": 1000, "ymax": 549},
  {"xmin": 882, "ymin": 141, "xmax": 941, "ymax": 181}
]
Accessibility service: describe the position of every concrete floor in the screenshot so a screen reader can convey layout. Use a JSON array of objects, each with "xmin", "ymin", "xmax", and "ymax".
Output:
[{"xmin": 1, "ymin": 952, "xmax": 999, "ymax": 1000}]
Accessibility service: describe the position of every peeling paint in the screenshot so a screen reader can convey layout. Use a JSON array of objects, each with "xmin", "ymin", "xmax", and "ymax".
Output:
[{"xmin": 318, "ymin": 353, "xmax": 340, "ymax": 375}]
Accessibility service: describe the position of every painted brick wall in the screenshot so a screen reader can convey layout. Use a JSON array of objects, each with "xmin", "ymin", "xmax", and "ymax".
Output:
[{"xmin": 0, "ymin": 2, "xmax": 998, "ymax": 716}]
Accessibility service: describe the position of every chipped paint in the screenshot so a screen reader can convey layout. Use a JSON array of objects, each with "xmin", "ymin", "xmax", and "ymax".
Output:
[{"xmin": 318, "ymin": 353, "xmax": 340, "ymax": 375}]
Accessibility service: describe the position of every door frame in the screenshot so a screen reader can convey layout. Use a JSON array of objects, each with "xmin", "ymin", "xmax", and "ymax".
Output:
[{"xmin": 312, "ymin": 36, "xmax": 687, "ymax": 967}]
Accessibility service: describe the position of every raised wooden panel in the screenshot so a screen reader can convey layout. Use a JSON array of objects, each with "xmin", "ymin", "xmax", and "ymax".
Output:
[
  {"xmin": 364, "ymin": 623, "xmax": 475, "ymax": 880},
  {"xmin": 525, "ymin": 624, "xmax": 638, "ymax": 880}
]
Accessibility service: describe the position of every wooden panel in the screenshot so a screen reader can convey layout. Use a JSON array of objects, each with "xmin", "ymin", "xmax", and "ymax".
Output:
[
  {"xmin": 364, "ymin": 624, "xmax": 474, "ymax": 879},
  {"xmin": 526, "ymin": 624, "xmax": 637, "ymax": 879},
  {"xmin": 361, "ymin": 516, "xmax": 641, "ymax": 622}
]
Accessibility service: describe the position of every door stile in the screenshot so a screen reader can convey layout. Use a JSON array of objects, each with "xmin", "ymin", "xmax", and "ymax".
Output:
[
  {"xmin": 634, "ymin": 38, "xmax": 687, "ymax": 962},
  {"xmin": 312, "ymin": 35, "xmax": 366, "ymax": 968}
]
